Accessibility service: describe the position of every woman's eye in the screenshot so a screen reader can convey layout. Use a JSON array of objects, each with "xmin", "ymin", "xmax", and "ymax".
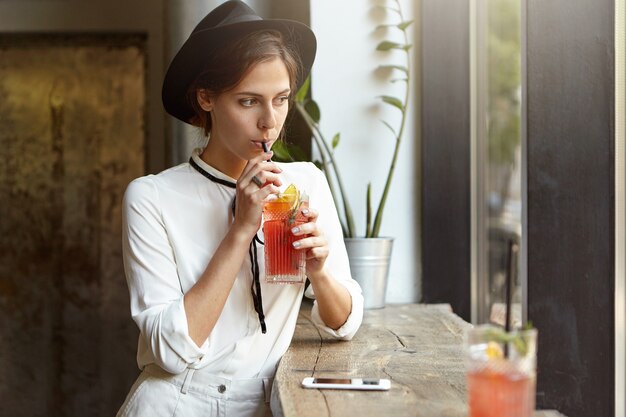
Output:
[
  {"xmin": 275, "ymin": 96, "xmax": 289, "ymax": 105},
  {"xmin": 240, "ymin": 98, "xmax": 257, "ymax": 106}
]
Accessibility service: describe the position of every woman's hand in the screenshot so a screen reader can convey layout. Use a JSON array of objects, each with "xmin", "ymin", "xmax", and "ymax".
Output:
[
  {"xmin": 233, "ymin": 152, "xmax": 282, "ymax": 237},
  {"xmin": 291, "ymin": 207, "xmax": 352, "ymax": 330},
  {"xmin": 290, "ymin": 208, "xmax": 329, "ymax": 279}
]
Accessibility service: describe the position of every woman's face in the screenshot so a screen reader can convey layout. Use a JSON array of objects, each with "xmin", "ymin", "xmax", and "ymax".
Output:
[{"xmin": 198, "ymin": 57, "xmax": 291, "ymax": 174}]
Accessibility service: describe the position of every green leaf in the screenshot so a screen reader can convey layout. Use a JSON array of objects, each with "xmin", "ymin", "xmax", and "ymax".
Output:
[
  {"xmin": 397, "ymin": 20, "xmax": 413, "ymax": 30},
  {"xmin": 375, "ymin": 23, "xmax": 395, "ymax": 31},
  {"xmin": 373, "ymin": 5, "xmax": 401, "ymax": 15},
  {"xmin": 378, "ymin": 64, "xmax": 409, "ymax": 75},
  {"xmin": 512, "ymin": 337, "xmax": 528, "ymax": 357},
  {"xmin": 292, "ymin": 144, "xmax": 309, "ymax": 161},
  {"xmin": 379, "ymin": 95, "xmax": 404, "ymax": 111},
  {"xmin": 304, "ymin": 100, "xmax": 321, "ymax": 123},
  {"xmin": 270, "ymin": 141, "xmax": 293, "ymax": 161},
  {"xmin": 380, "ymin": 120, "xmax": 397, "ymax": 137},
  {"xmin": 483, "ymin": 327, "xmax": 531, "ymax": 357},
  {"xmin": 376, "ymin": 41, "xmax": 403, "ymax": 51},
  {"xmin": 377, "ymin": 41, "xmax": 412, "ymax": 52},
  {"xmin": 271, "ymin": 141, "xmax": 308, "ymax": 162},
  {"xmin": 295, "ymin": 76, "xmax": 310, "ymax": 103},
  {"xmin": 331, "ymin": 133, "xmax": 340, "ymax": 149}
]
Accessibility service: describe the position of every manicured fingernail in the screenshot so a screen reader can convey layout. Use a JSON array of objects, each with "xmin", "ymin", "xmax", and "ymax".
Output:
[
  {"xmin": 291, "ymin": 227, "xmax": 300, "ymax": 234},
  {"xmin": 301, "ymin": 208, "xmax": 309, "ymax": 215},
  {"xmin": 292, "ymin": 241, "xmax": 301, "ymax": 248}
]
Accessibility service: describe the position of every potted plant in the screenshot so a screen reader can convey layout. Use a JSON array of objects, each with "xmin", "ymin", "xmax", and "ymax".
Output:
[{"xmin": 290, "ymin": 0, "xmax": 413, "ymax": 308}]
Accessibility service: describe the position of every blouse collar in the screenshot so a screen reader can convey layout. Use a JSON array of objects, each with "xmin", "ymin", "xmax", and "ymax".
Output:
[{"xmin": 190, "ymin": 148, "xmax": 238, "ymax": 184}]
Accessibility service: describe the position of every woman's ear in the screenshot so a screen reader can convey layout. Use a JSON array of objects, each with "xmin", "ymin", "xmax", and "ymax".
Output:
[{"xmin": 196, "ymin": 90, "xmax": 213, "ymax": 112}]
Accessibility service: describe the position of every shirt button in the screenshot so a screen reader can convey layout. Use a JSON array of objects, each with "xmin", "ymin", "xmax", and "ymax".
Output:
[{"xmin": 218, "ymin": 384, "xmax": 226, "ymax": 393}]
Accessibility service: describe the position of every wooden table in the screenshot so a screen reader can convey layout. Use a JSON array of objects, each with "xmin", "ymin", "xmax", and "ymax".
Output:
[{"xmin": 272, "ymin": 303, "xmax": 566, "ymax": 417}]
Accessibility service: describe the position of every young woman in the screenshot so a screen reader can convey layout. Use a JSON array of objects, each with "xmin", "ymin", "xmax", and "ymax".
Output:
[{"xmin": 116, "ymin": 2, "xmax": 363, "ymax": 417}]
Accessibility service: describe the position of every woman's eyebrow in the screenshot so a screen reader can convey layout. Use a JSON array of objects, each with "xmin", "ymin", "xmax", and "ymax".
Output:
[{"xmin": 235, "ymin": 88, "xmax": 291, "ymax": 97}]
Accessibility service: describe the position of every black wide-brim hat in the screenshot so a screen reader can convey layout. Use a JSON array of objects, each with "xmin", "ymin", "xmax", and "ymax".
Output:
[{"xmin": 162, "ymin": 0, "xmax": 317, "ymax": 124}]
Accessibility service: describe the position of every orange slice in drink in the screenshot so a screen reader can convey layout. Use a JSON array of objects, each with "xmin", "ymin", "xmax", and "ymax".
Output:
[
  {"xmin": 276, "ymin": 184, "xmax": 300, "ymax": 211},
  {"xmin": 276, "ymin": 184, "xmax": 299, "ymax": 202},
  {"xmin": 264, "ymin": 184, "xmax": 301, "ymax": 218}
]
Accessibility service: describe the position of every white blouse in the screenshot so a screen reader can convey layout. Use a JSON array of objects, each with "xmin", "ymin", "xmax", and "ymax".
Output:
[{"xmin": 122, "ymin": 149, "xmax": 364, "ymax": 378}]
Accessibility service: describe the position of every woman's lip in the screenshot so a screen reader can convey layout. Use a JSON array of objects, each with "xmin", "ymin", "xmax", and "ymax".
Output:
[{"xmin": 253, "ymin": 140, "xmax": 271, "ymax": 149}]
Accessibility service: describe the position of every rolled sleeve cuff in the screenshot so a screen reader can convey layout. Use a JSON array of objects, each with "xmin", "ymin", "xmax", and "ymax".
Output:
[
  {"xmin": 310, "ymin": 289, "xmax": 364, "ymax": 340},
  {"xmin": 153, "ymin": 297, "xmax": 209, "ymax": 371}
]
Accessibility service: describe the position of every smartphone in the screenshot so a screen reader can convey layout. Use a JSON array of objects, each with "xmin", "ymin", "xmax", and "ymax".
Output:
[{"xmin": 301, "ymin": 377, "xmax": 391, "ymax": 391}]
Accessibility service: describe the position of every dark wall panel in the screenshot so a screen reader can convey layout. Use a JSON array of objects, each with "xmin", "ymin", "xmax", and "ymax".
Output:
[
  {"xmin": 0, "ymin": 35, "xmax": 144, "ymax": 417},
  {"xmin": 421, "ymin": 0, "xmax": 471, "ymax": 320},
  {"xmin": 526, "ymin": 1, "xmax": 614, "ymax": 416}
]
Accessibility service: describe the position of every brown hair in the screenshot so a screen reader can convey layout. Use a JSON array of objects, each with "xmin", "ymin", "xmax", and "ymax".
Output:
[{"xmin": 187, "ymin": 29, "xmax": 302, "ymax": 136}]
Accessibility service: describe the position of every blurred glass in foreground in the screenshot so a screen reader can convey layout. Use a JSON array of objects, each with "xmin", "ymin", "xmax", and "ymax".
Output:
[{"xmin": 466, "ymin": 325, "xmax": 537, "ymax": 417}]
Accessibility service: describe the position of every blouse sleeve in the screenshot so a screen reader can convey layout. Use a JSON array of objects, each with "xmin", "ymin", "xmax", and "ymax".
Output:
[
  {"xmin": 122, "ymin": 177, "xmax": 207, "ymax": 374},
  {"xmin": 305, "ymin": 164, "xmax": 364, "ymax": 340}
]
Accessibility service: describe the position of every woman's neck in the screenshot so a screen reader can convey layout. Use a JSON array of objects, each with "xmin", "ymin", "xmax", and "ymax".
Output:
[{"xmin": 200, "ymin": 140, "xmax": 246, "ymax": 180}]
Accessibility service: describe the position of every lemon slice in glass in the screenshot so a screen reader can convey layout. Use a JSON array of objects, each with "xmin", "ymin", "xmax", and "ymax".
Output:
[
  {"xmin": 486, "ymin": 341, "xmax": 504, "ymax": 359},
  {"xmin": 276, "ymin": 184, "xmax": 300, "ymax": 211}
]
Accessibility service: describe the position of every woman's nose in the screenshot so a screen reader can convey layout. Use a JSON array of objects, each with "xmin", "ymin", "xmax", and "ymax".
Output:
[{"xmin": 258, "ymin": 104, "xmax": 277, "ymax": 130}]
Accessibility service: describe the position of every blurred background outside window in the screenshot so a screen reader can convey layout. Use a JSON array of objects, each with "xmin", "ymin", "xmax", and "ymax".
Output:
[{"xmin": 473, "ymin": 0, "xmax": 523, "ymax": 326}]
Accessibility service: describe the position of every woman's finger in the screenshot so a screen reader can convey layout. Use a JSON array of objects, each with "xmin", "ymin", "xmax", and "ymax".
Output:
[
  {"xmin": 241, "ymin": 164, "xmax": 282, "ymax": 192},
  {"xmin": 301, "ymin": 207, "xmax": 318, "ymax": 222},
  {"xmin": 292, "ymin": 235, "xmax": 326, "ymax": 250},
  {"xmin": 250, "ymin": 175, "xmax": 264, "ymax": 187},
  {"xmin": 249, "ymin": 170, "xmax": 282, "ymax": 189},
  {"xmin": 241, "ymin": 181, "xmax": 280, "ymax": 202},
  {"xmin": 305, "ymin": 246, "xmax": 329, "ymax": 261},
  {"xmin": 290, "ymin": 221, "xmax": 319, "ymax": 237}
]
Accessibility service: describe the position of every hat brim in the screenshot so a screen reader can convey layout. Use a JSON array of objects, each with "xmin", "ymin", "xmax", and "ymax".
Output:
[{"xmin": 162, "ymin": 19, "xmax": 317, "ymax": 124}]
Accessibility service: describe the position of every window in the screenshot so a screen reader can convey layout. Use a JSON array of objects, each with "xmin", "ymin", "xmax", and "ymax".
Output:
[{"xmin": 471, "ymin": 0, "xmax": 523, "ymax": 325}]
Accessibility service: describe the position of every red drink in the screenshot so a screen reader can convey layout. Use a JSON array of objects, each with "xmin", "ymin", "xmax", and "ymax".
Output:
[
  {"xmin": 465, "ymin": 326, "xmax": 537, "ymax": 417},
  {"xmin": 467, "ymin": 367, "xmax": 535, "ymax": 417},
  {"xmin": 263, "ymin": 198, "xmax": 308, "ymax": 283}
]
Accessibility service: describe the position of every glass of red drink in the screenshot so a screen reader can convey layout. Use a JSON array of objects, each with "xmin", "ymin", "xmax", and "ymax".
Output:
[
  {"xmin": 465, "ymin": 325, "xmax": 537, "ymax": 417},
  {"xmin": 263, "ymin": 185, "xmax": 308, "ymax": 284}
]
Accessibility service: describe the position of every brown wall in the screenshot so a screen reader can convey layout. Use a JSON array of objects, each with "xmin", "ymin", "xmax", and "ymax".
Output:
[
  {"xmin": 0, "ymin": 1, "xmax": 166, "ymax": 415},
  {"xmin": 0, "ymin": 34, "xmax": 146, "ymax": 417}
]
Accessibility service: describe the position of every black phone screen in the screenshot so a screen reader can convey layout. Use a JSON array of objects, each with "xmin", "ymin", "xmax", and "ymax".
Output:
[
  {"xmin": 312, "ymin": 378, "xmax": 381, "ymax": 385},
  {"xmin": 312, "ymin": 378, "xmax": 352, "ymax": 384}
]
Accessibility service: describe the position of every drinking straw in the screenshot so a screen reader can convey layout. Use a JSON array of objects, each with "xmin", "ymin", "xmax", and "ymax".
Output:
[
  {"xmin": 262, "ymin": 142, "xmax": 273, "ymax": 163},
  {"xmin": 505, "ymin": 239, "xmax": 519, "ymax": 331},
  {"xmin": 504, "ymin": 239, "xmax": 519, "ymax": 358}
]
